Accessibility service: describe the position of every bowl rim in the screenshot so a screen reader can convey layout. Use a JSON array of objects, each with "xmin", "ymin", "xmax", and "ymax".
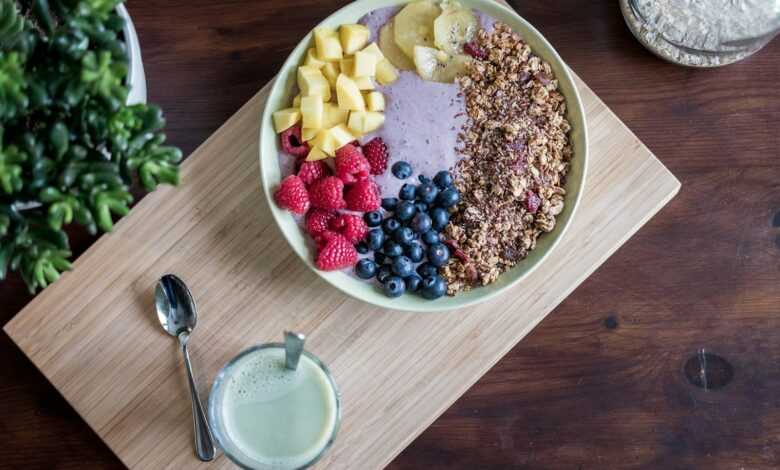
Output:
[{"xmin": 259, "ymin": 0, "xmax": 589, "ymax": 312}]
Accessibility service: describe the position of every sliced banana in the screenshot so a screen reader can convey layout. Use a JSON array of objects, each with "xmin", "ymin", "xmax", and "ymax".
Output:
[
  {"xmin": 393, "ymin": 0, "xmax": 442, "ymax": 60},
  {"xmin": 379, "ymin": 22, "xmax": 415, "ymax": 71},
  {"xmin": 434, "ymin": 6, "xmax": 478, "ymax": 55},
  {"xmin": 413, "ymin": 45, "xmax": 472, "ymax": 83}
]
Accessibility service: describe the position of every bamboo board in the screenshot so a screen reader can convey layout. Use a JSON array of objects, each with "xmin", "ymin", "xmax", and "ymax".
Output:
[{"xmin": 4, "ymin": 23, "xmax": 680, "ymax": 470}]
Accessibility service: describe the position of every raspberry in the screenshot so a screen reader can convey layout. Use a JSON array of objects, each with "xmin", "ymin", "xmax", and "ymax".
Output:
[
  {"xmin": 308, "ymin": 176, "xmax": 346, "ymax": 210},
  {"xmin": 297, "ymin": 160, "xmax": 331, "ymax": 186},
  {"xmin": 329, "ymin": 214, "xmax": 368, "ymax": 244},
  {"xmin": 315, "ymin": 232, "xmax": 358, "ymax": 271},
  {"xmin": 280, "ymin": 124, "xmax": 309, "ymax": 158},
  {"xmin": 344, "ymin": 178, "xmax": 380, "ymax": 212},
  {"xmin": 525, "ymin": 191, "xmax": 541, "ymax": 214},
  {"xmin": 306, "ymin": 209, "xmax": 336, "ymax": 237},
  {"xmin": 463, "ymin": 42, "xmax": 487, "ymax": 60},
  {"xmin": 273, "ymin": 175, "xmax": 310, "ymax": 214},
  {"xmin": 362, "ymin": 137, "xmax": 389, "ymax": 175},
  {"xmin": 335, "ymin": 144, "xmax": 370, "ymax": 184}
]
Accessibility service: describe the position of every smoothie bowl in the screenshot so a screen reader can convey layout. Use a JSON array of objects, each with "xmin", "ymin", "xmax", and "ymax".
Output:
[{"xmin": 260, "ymin": 0, "xmax": 587, "ymax": 312}]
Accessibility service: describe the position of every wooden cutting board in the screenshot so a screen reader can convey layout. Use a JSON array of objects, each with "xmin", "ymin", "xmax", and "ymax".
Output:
[{"xmin": 4, "ymin": 9, "xmax": 679, "ymax": 470}]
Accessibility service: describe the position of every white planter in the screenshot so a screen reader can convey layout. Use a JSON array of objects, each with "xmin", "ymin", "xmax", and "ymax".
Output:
[{"xmin": 117, "ymin": 4, "xmax": 147, "ymax": 105}]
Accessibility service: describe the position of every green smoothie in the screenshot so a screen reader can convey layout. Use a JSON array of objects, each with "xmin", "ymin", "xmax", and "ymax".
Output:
[{"xmin": 210, "ymin": 346, "xmax": 339, "ymax": 469}]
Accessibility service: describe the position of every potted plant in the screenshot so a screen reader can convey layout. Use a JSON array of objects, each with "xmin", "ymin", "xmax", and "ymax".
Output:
[{"xmin": 0, "ymin": 0, "xmax": 181, "ymax": 292}]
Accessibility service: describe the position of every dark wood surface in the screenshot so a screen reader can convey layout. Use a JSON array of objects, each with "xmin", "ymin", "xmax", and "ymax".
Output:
[{"xmin": 2, "ymin": 1, "xmax": 779, "ymax": 468}]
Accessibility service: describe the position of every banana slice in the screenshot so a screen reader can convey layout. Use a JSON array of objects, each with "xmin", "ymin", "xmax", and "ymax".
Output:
[
  {"xmin": 379, "ymin": 22, "xmax": 415, "ymax": 71},
  {"xmin": 393, "ymin": 0, "xmax": 442, "ymax": 60},
  {"xmin": 434, "ymin": 6, "xmax": 478, "ymax": 55},
  {"xmin": 413, "ymin": 45, "xmax": 471, "ymax": 83}
]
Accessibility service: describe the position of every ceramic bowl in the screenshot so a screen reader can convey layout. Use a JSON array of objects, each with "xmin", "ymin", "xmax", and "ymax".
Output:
[{"xmin": 259, "ymin": 0, "xmax": 588, "ymax": 312}]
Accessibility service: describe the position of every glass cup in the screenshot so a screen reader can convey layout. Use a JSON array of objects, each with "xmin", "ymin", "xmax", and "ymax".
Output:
[{"xmin": 208, "ymin": 344, "xmax": 341, "ymax": 470}]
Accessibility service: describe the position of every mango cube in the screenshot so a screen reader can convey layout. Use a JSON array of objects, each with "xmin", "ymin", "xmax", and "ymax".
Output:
[
  {"xmin": 348, "ymin": 111, "xmax": 385, "ymax": 134},
  {"xmin": 302, "ymin": 127, "xmax": 319, "ymax": 142},
  {"xmin": 339, "ymin": 24, "xmax": 370, "ymax": 54},
  {"xmin": 365, "ymin": 91, "xmax": 385, "ymax": 111},
  {"xmin": 312, "ymin": 128, "xmax": 339, "ymax": 156},
  {"xmin": 329, "ymin": 124, "xmax": 355, "ymax": 150},
  {"xmin": 292, "ymin": 94, "xmax": 302, "ymax": 107},
  {"xmin": 375, "ymin": 59, "xmax": 399, "ymax": 85},
  {"xmin": 354, "ymin": 76, "xmax": 375, "ymax": 90},
  {"xmin": 336, "ymin": 74, "xmax": 365, "ymax": 111},
  {"xmin": 322, "ymin": 61, "xmax": 340, "ymax": 88},
  {"xmin": 323, "ymin": 103, "xmax": 349, "ymax": 128},
  {"xmin": 272, "ymin": 108, "xmax": 301, "ymax": 133},
  {"xmin": 300, "ymin": 96, "xmax": 324, "ymax": 129},
  {"xmin": 361, "ymin": 42, "xmax": 385, "ymax": 62},
  {"xmin": 340, "ymin": 57, "xmax": 355, "ymax": 77},
  {"xmin": 304, "ymin": 48, "xmax": 326, "ymax": 69},
  {"xmin": 353, "ymin": 50, "xmax": 377, "ymax": 77},
  {"xmin": 306, "ymin": 146, "xmax": 328, "ymax": 162},
  {"xmin": 297, "ymin": 66, "xmax": 331, "ymax": 101},
  {"xmin": 314, "ymin": 28, "xmax": 342, "ymax": 61}
]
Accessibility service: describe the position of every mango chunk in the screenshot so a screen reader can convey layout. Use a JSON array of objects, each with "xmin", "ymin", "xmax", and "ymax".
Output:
[
  {"xmin": 304, "ymin": 48, "xmax": 326, "ymax": 69},
  {"xmin": 336, "ymin": 74, "xmax": 365, "ymax": 111},
  {"xmin": 365, "ymin": 91, "xmax": 385, "ymax": 111},
  {"xmin": 323, "ymin": 103, "xmax": 349, "ymax": 128},
  {"xmin": 272, "ymin": 108, "xmax": 301, "ymax": 133},
  {"xmin": 314, "ymin": 27, "xmax": 343, "ymax": 61},
  {"xmin": 292, "ymin": 94, "xmax": 302, "ymax": 107},
  {"xmin": 312, "ymin": 128, "xmax": 339, "ymax": 156},
  {"xmin": 361, "ymin": 42, "xmax": 386, "ymax": 62},
  {"xmin": 348, "ymin": 110, "xmax": 385, "ymax": 134},
  {"xmin": 339, "ymin": 57, "xmax": 355, "ymax": 77},
  {"xmin": 329, "ymin": 124, "xmax": 355, "ymax": 149},
  {"xmin": 322, "ymin": 61, "xmax": 340, "ymax": 88},
  {"xmin": 339, "ymin": 24, "xmax": 370, "ymax": 55},
  {"xmin": 375, "ymin": 59, "xmax": 399, "ymax": 85},
  {"xmin": 302, "ymin": 127, "xmax": 319, "ymax": 142},
  {"xmin": 354, "ymin": 76, "xmax": 375, "ymax": 90},
  {"xmin": 300, "ymin": 96, "xmax": 324, "ymax": 129},
  {"xmin": 353, "ymin": 50, "xmax": 377, "ymax": 77},
  {"xmin": 306, "ymin": 146, "xmax": 329, "ymax": 161},
  {"xmin": 297, "ymin": 66, "xmax": 331, "ymax": 101}
]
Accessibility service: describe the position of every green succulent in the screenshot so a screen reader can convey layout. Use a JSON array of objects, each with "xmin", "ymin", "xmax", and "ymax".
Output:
[{"xmin": 0, "ymin": 0, "xmax": 181, "ymax": 292}]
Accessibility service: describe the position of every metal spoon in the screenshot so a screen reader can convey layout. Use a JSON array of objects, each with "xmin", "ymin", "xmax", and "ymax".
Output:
[
  {"xmin": 284, "ymin": 331, "xmax": 306, "ymax": 370},
  {"xmin": 155, "ymin": 274, "xmax": 216, "ymax": 462}
]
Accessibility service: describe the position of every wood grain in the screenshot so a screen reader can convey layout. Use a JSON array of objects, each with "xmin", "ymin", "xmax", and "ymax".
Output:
[{"xmin": 0, "ymin": 0, "xmax": 777, "ymax": 469}]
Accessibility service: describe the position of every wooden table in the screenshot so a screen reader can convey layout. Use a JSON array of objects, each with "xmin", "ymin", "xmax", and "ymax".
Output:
[{"xmin": 1, "ymin": 1, "xmax": 778, "ymax": 468}]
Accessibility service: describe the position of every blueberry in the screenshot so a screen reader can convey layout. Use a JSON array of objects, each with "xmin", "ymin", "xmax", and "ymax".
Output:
[
  {"xmin": 364, "ymin": 211, "xmax": 383, "ymax": 227},
  {"xmin": 356, "ymin": 242, "xmax": 369, "ymax": 254},
  {"xmin": 422, "ymin": 230, "xmax": 442, "ymax": 245},
  {"xmin": 395, "ymin": 201, "xmax": 416, "ymax": 221},
  {"xmin": 377, "ymin": 265, "xmax": 393, "ymax": 283},
  {"xmin": 381, "ymin": 197, "xmax": 399, "ymax": 211},
  {"xmin": 399, "ymin": 183, "xmax": 416, "ymax": 201},
  {"xmin": 410, "ymin": 213, "xmax": 433, "ymax": 233},
  {"xmin": 418, "ymin": 174, "xmax": 431, "ymax": 184},
  {"xmin": 382, "ymin": 276, "xmax": 406, "ymax": 297},
  {"xmin": 382, "ymin": 218, "xmax": 401, "ymax": 234},
  {"xmin": 427, "ymin": 243, "xmax": 450, "ymax": 267},
  {"xmin": 391, "ymin": 161, "xmax": 413, "ymax": 179},
  {"xmin": 366, "ymin": 229, "xmax": 385, "ymax": 251},
  {"xmin": 405, "ymin": 274, "xmax": 422, "ymax": 292},
  {"xmin": 355, "ymin": 259, "xmax": 377, "ymax": 279},
  {"xmin": 430, "ymin": 207, "xmax": 450, "ymax": 231},
  {"xmin": 394, "ymin": 227, "xmax": 415, "ymax": 245},
  {"xmin": 382, "ymin": 240, "xmax": 403, "ymax": 258},
  {"xmin": 415, "ymin": 182, "xmax": 439, "ymax": 204},
  {"xmin": 374, "ymin": 251, "xmax": 388, "ymax": 265},
  {"xmin": 420, "ymin": 275, "xmax": 447, "ymax": 299},
  {"xmin": 417, "ymin": 262, "xmax": 439, "ymax": 279},
  {"xmin": 392, "ymin": 256, "xmax": 414, "ymax": 277},
  {"xmin": 436, "ymin": 187, "xmax": 460, "ymax": 208},
  {"xmin": 405, "ymin": 242, "xmax": 425, "ymax": 262},
  {"xmin": 415, "ymin": 202, "xmax": 428, "ymax": 213},
  {"xmin": 433, "ymin": 170, "xmax": 453, "ymax": 189}
]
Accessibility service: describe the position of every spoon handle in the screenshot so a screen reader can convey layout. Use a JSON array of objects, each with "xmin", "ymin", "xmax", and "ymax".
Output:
[{"xmin": 180, "ymin": 335, "xmax": 216, "ymax": 461}]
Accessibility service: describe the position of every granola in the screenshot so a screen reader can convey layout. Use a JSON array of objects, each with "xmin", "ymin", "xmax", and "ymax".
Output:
[{"xmin": 443, "ymin": 23, "xmax": 573, "ymax": 295}]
